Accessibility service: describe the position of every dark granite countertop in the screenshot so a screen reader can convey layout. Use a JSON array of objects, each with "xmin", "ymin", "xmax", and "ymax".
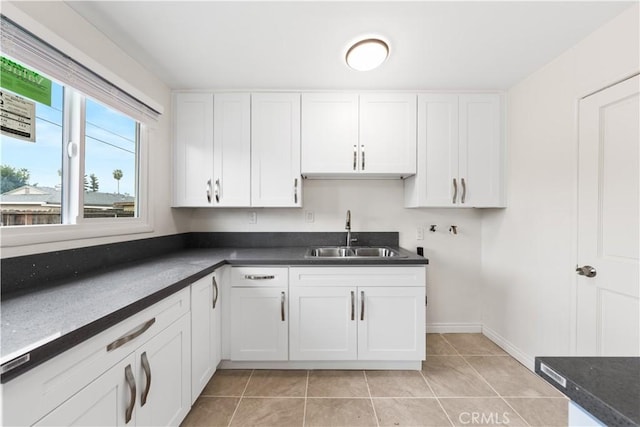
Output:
[
  {"xmin": 1, "ymin": 245, "xmax": 426, "ymax": 382},
  {"xmin": 536, "ymin": 357, "xmax": 640, "ymax": 427}
]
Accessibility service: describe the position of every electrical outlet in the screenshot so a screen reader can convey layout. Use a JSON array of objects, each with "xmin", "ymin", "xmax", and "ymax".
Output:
[
  {"xmin": 249, "ymin": 211, "xmax": 257, "ymax": 224},
  {"xmin": 416, "ymin": 227, "xmax": 424, "ymax": 240},
  {"xmin": 305, "ymin": 210, "xmax": 314, "ymax": 223}
]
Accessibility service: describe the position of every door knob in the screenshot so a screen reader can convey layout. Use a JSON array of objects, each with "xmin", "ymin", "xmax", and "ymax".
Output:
[{"xmin": 576, "ymin": 265, "xmax": 597, "ymax": 278}]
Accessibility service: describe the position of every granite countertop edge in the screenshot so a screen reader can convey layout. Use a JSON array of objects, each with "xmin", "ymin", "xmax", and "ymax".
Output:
[
  {"xmin": 535, "ymin": 356, "xmax": 640, "ymax": 427},
  {"xmin": 1, "ymin": 246, "xmax": 426, "ymax": 382}
]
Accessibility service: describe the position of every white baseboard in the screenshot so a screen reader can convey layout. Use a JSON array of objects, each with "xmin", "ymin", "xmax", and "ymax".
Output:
[
  {"xmin": 482, "ymin": 325, "xmax": 535, "ymax": 371},
  {"xmin": 427, "ymin": 323, "xmax": 483, "ymax": 333}
]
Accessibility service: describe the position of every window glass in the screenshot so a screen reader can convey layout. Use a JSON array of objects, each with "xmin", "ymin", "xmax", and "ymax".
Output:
[
  {"xmin": 83, "ymin": 98, "xmax": 138, "ymax": 219},
  {"xmin": 0, "ymin": 81, "xmax": 64, "ymax": 226}
]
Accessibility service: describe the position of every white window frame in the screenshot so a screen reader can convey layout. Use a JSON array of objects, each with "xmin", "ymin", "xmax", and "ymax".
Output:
[{"xmin": 0, "ymin": 6, "xmax": 158, "ymax": 247}]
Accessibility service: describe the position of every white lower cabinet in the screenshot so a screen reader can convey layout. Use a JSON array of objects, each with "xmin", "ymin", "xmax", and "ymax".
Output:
[
  {"xmin": 34, "ymin": 315, "xmax": 191, "ymax": 427},
  {"xmin": 289, "ymin": 286, "xmax": 358, "ymax": 360},
  {"xmin": 357, "ymin": 286, "xmax": 425, "ymax": 360},
  {"xmin": 135, "ymin": 314, "xmax": 191, "ymax": 426},
  {"xmin": 190, "ymin": 271, "xmax": 221, "ymax": 403},
  {"xmin": 289, "ymin": 267, "xmax": 426, "ymax": 362},
  {"xmin": 34, "ymin": 354, "xmax": 136, "ymax": 427},
  {"xmin": 229, "ymin": 267, "xmax": 289, "ymax": 361},
  {"xmin": 2, "ymin": 289, "xmax": 192, "ymax": 427}
]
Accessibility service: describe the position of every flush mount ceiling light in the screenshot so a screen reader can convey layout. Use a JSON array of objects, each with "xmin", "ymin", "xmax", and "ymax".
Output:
[{"xmin": 345, "ymin": 38, "xmax": 389, "ymax": 71}]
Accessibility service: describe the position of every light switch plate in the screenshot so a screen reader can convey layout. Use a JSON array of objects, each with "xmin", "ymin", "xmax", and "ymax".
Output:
[
  {"xmin": 249, "ymin": 211, "xmax": 257, "ymax": 224},
  {"xmin": 305, "ymin": 210, "xmax": 314, "ymax": 223}
]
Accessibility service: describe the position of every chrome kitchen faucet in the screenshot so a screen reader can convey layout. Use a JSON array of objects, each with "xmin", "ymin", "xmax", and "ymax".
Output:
[{"xmin": 346, "ymin": 209, "xmax": 353, "ymax": 247}]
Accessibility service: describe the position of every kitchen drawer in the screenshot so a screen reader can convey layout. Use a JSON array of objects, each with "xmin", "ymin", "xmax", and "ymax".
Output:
[
  {"xmin": 289, "ymin": 266, "xmax": 426, "ymax": 287},
  {"xmin": 230, "ymin": 267, "xmax": 289, "ymax": 287},
  {"xmin": 2, "ymin": 287, "xmax": 190, "ymax": 427}
]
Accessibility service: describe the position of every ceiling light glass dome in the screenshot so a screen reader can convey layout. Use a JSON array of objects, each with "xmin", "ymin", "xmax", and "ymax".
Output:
[{"xmin": 345, "ymin": 38, "xmax": 389, "ymax": 71}]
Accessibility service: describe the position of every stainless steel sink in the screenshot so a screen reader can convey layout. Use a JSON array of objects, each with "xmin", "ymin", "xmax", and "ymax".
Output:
[
  {"xmin": 308, "ymin": 247, "xmax": 355, "ymax": 257},
  {"xmin": 352, "ymin": 247, "xmax": 400, "ymax": 257},
  {"xmin": 305, "ymin": 246, "xmax": 405, "ymax": 258}
]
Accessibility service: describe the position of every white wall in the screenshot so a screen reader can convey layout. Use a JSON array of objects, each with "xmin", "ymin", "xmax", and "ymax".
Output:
[
  {"xmin": 191, "ymin": 179, "xmax": 483, "ymax": 330},
  {"xmin": 481, "ymin": 4, "xmax": 639, "ymax": 368},
  {"xmin": 2, "ymin": 1, "xmax": 190, "ymax": 258}
]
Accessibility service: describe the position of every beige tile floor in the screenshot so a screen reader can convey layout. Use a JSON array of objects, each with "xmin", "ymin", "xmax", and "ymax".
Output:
[{"xmin": 181, "ymin": 333, "xmax": 568, "ymax": 427}]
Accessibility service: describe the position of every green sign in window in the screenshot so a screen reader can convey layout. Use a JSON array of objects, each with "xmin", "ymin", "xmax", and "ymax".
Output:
[{"xmin": 0, "ymin": 56, "xmax": 52, "ymax": 106}]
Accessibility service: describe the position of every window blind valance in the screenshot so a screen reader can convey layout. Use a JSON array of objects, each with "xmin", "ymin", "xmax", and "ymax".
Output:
[{"xmin": 0, "ymin": 15, "xmax": 160, "ymax": 122}]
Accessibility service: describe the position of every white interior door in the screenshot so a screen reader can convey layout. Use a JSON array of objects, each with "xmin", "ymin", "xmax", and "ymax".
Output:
[{"xmin": 576, "ymin": 75, "xmax": 640, "ymax": 356}]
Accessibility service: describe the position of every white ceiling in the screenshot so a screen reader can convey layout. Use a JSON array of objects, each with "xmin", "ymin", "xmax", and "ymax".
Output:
[{"xmin": 66, "ymin": 1, "xmax": 633, "ymax": 91}]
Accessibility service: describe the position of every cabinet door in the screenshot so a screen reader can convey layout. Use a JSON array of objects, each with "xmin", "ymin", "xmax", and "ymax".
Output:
[
  {"xmin": 190, "ymin": 273, "xmax": 219, "ymax": 403},
  {"xmin": 405, "ymin": 94, "xmax": 459, "ymax": 207},
  {"xmin": 135, "ymin": 315, "xmax": 191, "ymax": 427},
  {"xmin": 34, "ymin": 355, "xmax": 136, "ymax": 427},
  {"xmin": 358, "ymin": 287, "xmax": 425, "ymax": 361},
  {"xmin": 251, "ymin": 93, "xmax": 302, "ymax": 207},
  {"xmin": 213, "ymin": 93, "xmax": 251, "ymax": 207},
  {"xmin": 230, "ymin": 287, "xmax": 288, "ymax": 360},
  {"xmin": 212, "ymin": 273, "xmax": 222, "ymax": 370},
  {"xmin": 359, "ymin": 93, "xmax": 417, "ymax": 175},
  {"xmin": 458, "ymin": 94, "xmax": 504, "ymax": 207},
  {"xmin": 173, "ymin": 93, "xmax": 214, "ymax": 207},
  {"xmin": 301, "ymin": 93, "xmax": 359, "ymax": 175},
  {"xmin": 289, "ymin": 286, "xmax": 357, "ymax": 360}
]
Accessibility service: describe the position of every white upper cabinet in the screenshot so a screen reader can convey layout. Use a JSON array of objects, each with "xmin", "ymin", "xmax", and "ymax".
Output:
[
  {"xmin": 213, "ymin": 93, "xmax": 251, "ymax": 207},
  {"xmin": 459, "ymin": 94, "xmax": 504, "ymax": 207},
  {"xmin": 359, "ymin": 93, "xmax": 417, "ymax": 176},
  {"xmin": 404, "ymin": 93, "xmax": 504, "ymax": 207},
  {"xmin": 173, "ymin": 92, "xmax": 302, "ymax": 208},
  {"xmin": 301, "ymin": 93, "xmax": 359, "ymax": 175},
  {"xmin": 173, "ymin": 93, "xmax": 214, "ymax": 207},
  {"xmin": 301, "ymin": 93, "xmax": 417, "ymax": 177},
  {"xmin": 251, "ymin": 93, "xmax": 302, "ymax": 207}
]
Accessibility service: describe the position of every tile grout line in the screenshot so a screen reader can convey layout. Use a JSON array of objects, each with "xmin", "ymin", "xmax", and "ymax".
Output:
[
  {"xmin": 363, "ymin": 370, "xmax": 380, "ymax": 427},
  {"xmin": 443, "ymin": 335, "xmax": 532, "ymax": 427},
  {"xmin": 302, "ymin": 370, "xmax": 309, "ymax": 427},
  {"xmin": 226, "ymin": 369, "xmax": 255, "ymax": 427},
  {"xmin": 419, "ymin": 355, "xmax": 455, "ymax": 427},
  {"xmin": 442, "ymin": 335, "xmax": 531, "ymax": 426},
  {"xmin": 420, "ymin": 334, "xmax": 458, "ymax": 426}
]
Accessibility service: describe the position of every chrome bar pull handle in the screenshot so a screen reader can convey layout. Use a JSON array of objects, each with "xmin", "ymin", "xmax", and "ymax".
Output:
[
  {"xmin": 281, "ymin": 291, "xmax": 286, "ymax": 321},
  {"xmin": 214, "ymin": 178, "xmax": 220, "ymax": 203},
  {"xmin": 452, "ymin": 178, "xmax": 458, "ymax": 204},
  {"xmin": 244, "ymin": 274, "xmax": 275, "ymax": 280},
  {"xmin": 360, "ymin": 291, "xmax": 365, "ymax": 321},
  {"xmin": 350, "ymin": 291, "xmax": 355, "ymax": 321},
  {"xmin": 206, "ymin": 179, "xmax": 212, "ymax": 203},
  {"xmin": 294, "ymin": 178, "xmax": 298, "ymax": 204},
  {"xmin": 461, "ymin": 178, "xmax": 466, "ymax": 204},
  {"xmin": 107, "ymin": 318, "xmax": 156, "ymax": 352},
  {"xmin": 361, "ymin": 145, "xmax": 365, "ymax": 170},
  {"xmin": 124, "ymin": 364, "xmax": 136, "ymax": 424},
  {"xmin": 212, "ymin": 276, "xmax": 219, "ymax": 309},
  {"xmin": 140, "ymin": 352, "xmax": 151, "ymax": 406},
  {"xmin": 353, "ymin": 145, "xmax": 357, "ymax": 171}
]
